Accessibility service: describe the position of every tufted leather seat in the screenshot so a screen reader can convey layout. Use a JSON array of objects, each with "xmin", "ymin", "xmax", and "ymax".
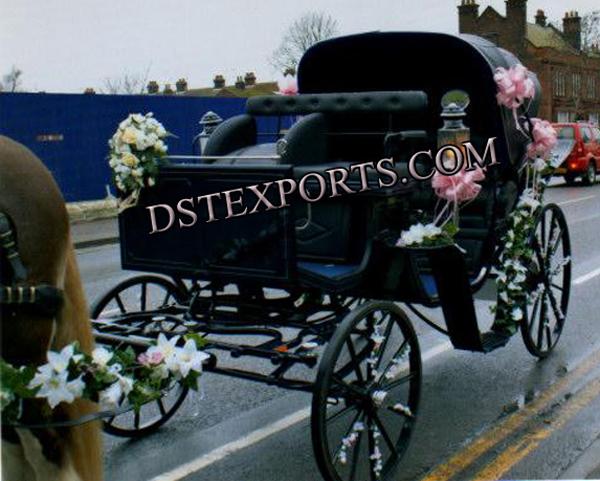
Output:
[{"xmin": 246, "ymin": 91, "xmax": 428, "ymax": 116}]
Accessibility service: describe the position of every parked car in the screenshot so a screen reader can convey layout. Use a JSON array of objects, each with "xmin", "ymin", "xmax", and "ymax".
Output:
[{"xmin": 552, "ymin": 122, "xmax": 600, "ymax": 185}]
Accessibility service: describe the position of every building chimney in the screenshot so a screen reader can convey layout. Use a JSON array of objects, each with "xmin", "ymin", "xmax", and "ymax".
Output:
[
  {"xmin": 244, "ymin": 72, "xmax": 256, "ymax": 86},
  {"xmin": 505, "ymin": 0, "xmax": 527, "ymax": 54},
  {"xmin": 163, "ymin": 84, "xmax": 174, "ymax": 95},
  {"xmin": 147, "ymin": 81, "xmax": 159, "ymax": 94},
  {"xmin": 458, "ymin": 0, "xmax": 479, "ymax": 34},
  {"xmin": 234, "ymin": 76, "xmax": 245, "ymax": 89},
  {"xmin": 563, "ymin": 11, "xmax": 581, "ymax": 50},
  {"xmin": 175, "ymin": 78, "xmax": 188, "ymax": 92},
  {"xmin": 535, "ymin": 9, "xmax": 546, "ymax": 27},
  {"xmin": 213, "ymin": 75, "xmax": 225, "ymax": 89}
]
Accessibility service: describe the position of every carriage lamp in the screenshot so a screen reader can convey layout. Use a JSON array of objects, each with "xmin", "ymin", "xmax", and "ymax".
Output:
[
  {"xmin": 193, "ymin": 111, "xmax": 223, "ymax": 156},
  {"xmin": 437, "ymin": 90, "xmax": 470, "ymax": 172}
]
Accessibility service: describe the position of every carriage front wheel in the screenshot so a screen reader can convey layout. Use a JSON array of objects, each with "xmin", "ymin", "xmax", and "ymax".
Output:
[
  {"xmin": 521, "ymin": 203, "xmax": 572, "ymax": 358},
  {"xmin": 311, "ymin": 301, "xmax": 421, "ymax": 481},
  {"xmin": 91, "ymin": 275, "xmax": 190, "ymax": 437}
]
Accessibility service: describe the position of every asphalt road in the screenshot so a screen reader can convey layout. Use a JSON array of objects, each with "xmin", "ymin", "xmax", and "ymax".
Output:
[{"xmin": 77, "ymin": 180, "xmax": 600, "ymax": 481}]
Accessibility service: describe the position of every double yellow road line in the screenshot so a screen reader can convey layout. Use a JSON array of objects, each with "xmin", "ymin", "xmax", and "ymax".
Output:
[{"xmin": 422, "ymin": 348, "xmax": 600, "ymax": 481}]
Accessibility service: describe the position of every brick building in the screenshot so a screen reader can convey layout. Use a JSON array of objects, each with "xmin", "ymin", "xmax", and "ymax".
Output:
[{"xmin": 458, "ymin": 0, "xmax": 600, "ymax": 123}]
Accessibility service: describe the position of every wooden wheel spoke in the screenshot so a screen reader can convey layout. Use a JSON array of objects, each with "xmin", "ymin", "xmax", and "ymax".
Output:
[
  {"xmin": 134, "ymin": 410, "xmax": 141, "ymax": 429},
  {"xmin": 140, "ymin": 282, "xmax": 147, "ymax": 311},
  {"xmin": 548, "ymin": 230, "xmax": 563, "ymax": 259},
  {"xmin": 546, "ymin": 288, "xmax": 564, "ymax": 324},
  {"xmin": 115, "ymin": 294, "xmax": 127, "ymax": 313},
  {"xmin": 378, "ymin": 339, "xmax": 408, "ymax": 383},
  {"xmin": 537, "ymin": 293, "xmax": 547, "ymax": 349},
  {"xmin": 372, "ymin": 410, "xmax": 399, "ymax": 458},
  {"xmin": 545, "ymin": 324, "xmax": 553, "ymax": 350},
  {"xmin": 346, "ymin": 339, "xmax": 365, "ymax": 384},
  {"xmin": 532, "ymin": 239, "xmax": 546, "ymax": 274},
  {"xmin": 529, "ymin": 294, "xmax": 541, "ymax": 329},
  {"xmin": 327, "ymin": 403, "xmax": 357, "ymax": 424},
  {"xmin": 349, "ymin": 421, "xmax": 364, "ymax": 481},
  {"xmin": 544, "ymin": 210, "xmax": 557, "ymax": 255},
  {"xmin": 367, "ymin": 419, "xmax": 377, "ymax": 481},
  {"xmin": 157, "ymin": 398, "xmax": 166, "ymax": 416},
  {"xmin": 380, "ymin": 372, "xmax": 415, "ymax": 392},
  {"xmin": 161, "ymin": 291, "xmax": 171, "ymax": 307},
  {"xmin": 332, "ymin": 410, "xmax": 363, "ymax": 465},
  {"xmin": 374, "ymin": 315, "xmax": 395, "ymax": 372},
  {"xmin": 332, "ymin": 375, "xmax": 367, "ymax": 399},
  {"xmin": 540, "ymin": 209, "xmax": 547, "ymax": 252}
]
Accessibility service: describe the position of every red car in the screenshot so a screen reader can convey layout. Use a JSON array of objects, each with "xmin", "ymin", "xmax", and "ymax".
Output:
[{"xmin": 552, "ymin": 122, "xmax": 600, "ymax": 185}]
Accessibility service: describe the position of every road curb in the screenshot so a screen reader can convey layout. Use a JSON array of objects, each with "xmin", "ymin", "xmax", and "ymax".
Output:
[
  {"xmin": 74, "ymin": 236, "xmax": 119, "ymax": 250},
  {"xmin": 67, "ymin": 198, "xmax": 117, "ymax": 224}
]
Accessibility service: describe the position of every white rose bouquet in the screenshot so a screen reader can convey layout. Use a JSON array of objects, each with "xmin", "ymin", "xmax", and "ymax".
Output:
[{"xmin": 108, "ymin": 112, "xmax": 170, "ymax": 209}]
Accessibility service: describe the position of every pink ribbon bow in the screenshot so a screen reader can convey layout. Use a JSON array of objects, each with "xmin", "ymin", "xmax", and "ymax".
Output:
[{"xmin": 432, "ymin": 166, "xmax": 486, "ymax": 204}]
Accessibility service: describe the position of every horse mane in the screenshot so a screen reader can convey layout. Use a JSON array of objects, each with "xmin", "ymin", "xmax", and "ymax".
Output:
[{"xmin": 1, "ymin": 136, "xmax": 103, "ymax": 481}]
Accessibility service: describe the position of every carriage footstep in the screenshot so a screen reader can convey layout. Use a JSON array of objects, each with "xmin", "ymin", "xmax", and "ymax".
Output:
[{"xmin": 481, "ymin": 331, "xmax": 511, "ymax": 353}]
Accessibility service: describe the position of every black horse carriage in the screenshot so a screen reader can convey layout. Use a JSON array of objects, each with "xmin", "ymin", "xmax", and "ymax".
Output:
[{"xmin": 92, "ymin": 32, "xmax": 571, "ymax": 480}]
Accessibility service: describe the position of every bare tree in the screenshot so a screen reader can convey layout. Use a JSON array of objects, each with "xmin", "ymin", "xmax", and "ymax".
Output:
[
  {"xmin": 581, "ymin": 10, "xmax": 600, "ymax": 53},
  {"xmin": 102, "ymin": 65, "xmax": 151, "ymax": 94},
  {"xmin": 270, "ymin": 11, "xmax": 339, "ymax": 74},
  {"xmin": 1, "ymin": 66, "xmax": 23, "ymax": 92}
]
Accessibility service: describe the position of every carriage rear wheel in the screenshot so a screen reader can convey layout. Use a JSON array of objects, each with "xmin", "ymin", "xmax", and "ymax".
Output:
[
  {"xmin": 91, "ymin": 275, "xmax": 190, "ymax": 437},
  {"xmin": 311, "ymin": 301, "xmax": 421, "ymax": 481},
  {"xmin": 521, "ymin": 204, "xmax": 571, "ymax": 359}
]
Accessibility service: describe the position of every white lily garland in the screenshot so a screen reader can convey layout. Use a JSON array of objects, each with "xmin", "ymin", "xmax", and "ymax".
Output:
[
  {"xmin": 0, "ymin": 333, "xmax": 209, "ymax": 425},
  {"xmin": 490, "ymin": 154, "xmax": 561, "ymax": 335},
  {"xmin": 108, "ymin": 112, "xmax": 170, "ymax": 211}
]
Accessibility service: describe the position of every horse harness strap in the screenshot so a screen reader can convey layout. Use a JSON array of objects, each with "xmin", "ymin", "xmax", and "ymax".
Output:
[{"xmin": 0, "ymin": 212, "xmax": 64, "ymax": 317}]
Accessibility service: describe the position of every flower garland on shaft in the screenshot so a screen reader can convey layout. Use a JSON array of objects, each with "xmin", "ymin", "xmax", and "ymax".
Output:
[
  {"xmin": 490, "ymin": 67, "xmax": 558, "ymax": 335},
  {"xmin": 1, "ymin": 334, "xmax": 209, "ymax": 424}
]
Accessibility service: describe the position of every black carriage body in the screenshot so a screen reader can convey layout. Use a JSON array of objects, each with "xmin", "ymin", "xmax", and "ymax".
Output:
[
  {"xmin": 119, "ymin": 32, "xmax": 541, "ymax": 341},
  {"xmin": 119, "ymin": 164, "xmax": 297, "ymax": 284},
  {"xmin": 121, "ymin": 32, "xmax": 537, "ymax": 292}
]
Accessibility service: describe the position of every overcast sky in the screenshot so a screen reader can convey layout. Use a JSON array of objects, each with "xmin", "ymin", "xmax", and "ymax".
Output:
[{"xmin": 0, "ymin": 0, "xmax": 597, "ymax": 93}]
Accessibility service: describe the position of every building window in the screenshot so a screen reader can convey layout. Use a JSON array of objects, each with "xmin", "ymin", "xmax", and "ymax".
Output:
[
  {"xmin": 590, "ymin": 113, "xmax": 599, "ymax": 126},
  {"xmin": 572, "ymin": 72, "xmax": 581, "ymax": 97},
  {"xmin": 586, "ymin": 74, "xmax": 597, "ymax": 100},
  {"xmin": 557, "ymin": 111, "xmax": 571, "ymax": 122},
  {"xmin": 553, "ymin": 71, "xmax": 566, "ymax": 97}
]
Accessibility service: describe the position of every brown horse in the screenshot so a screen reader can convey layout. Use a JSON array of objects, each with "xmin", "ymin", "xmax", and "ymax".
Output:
[{"xmin": 1, "ymin": 136, "xmax": 103, "ymax": 481}]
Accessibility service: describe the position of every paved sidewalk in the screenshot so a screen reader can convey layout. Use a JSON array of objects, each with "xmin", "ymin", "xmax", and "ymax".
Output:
[{"xmin": 71, "ymin": 217, "xmax": 119, "ymax": 249}]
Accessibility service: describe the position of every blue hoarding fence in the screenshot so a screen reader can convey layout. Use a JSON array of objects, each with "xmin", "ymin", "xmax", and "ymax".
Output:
[{"xmin": 0, "ymin": 92, "xmax": 285, "ymax": 202}]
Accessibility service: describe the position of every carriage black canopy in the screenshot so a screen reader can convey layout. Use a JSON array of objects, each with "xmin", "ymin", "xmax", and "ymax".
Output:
[{"xmin": 297, "ymin": 31, "xmax": 541, "ymax": 168}]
